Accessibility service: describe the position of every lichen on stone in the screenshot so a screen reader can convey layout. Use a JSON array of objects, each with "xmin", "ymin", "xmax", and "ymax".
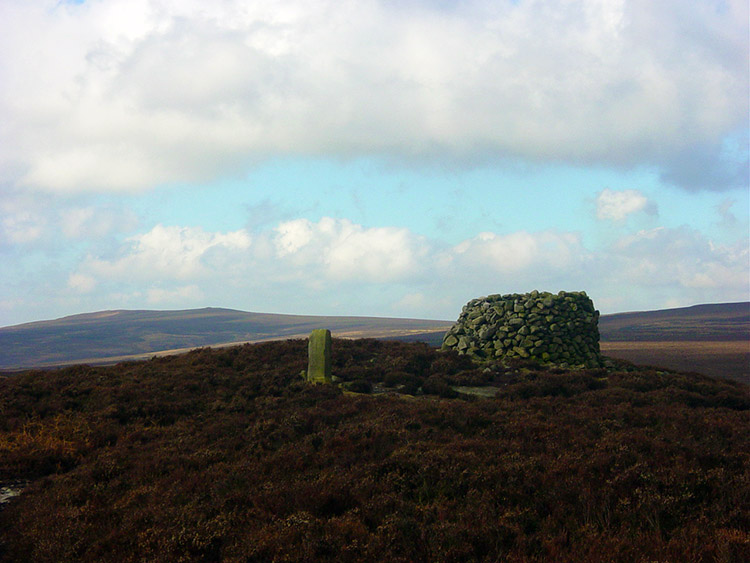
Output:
[
  {"xmin": 307, "ymin": 329, "xmax": 332, "ymax": 383},
  {"xmin": 442, "ymin": 291, "xmax": 601, "ymax": 367}
]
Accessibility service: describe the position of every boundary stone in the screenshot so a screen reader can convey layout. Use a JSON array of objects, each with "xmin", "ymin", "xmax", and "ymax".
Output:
[{"xmin": 307, "ymin": 329, "xmax": 332, "ymax": 383}]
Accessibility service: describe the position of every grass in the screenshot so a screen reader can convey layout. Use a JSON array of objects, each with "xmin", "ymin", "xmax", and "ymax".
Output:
[{"xmin": 0, "ymin": 339, "xmax": 748, "ymax": 562}]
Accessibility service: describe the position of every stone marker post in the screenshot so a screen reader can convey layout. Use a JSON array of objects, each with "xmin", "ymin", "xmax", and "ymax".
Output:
[{"xmin": 307, "ymin": 329, "xmax": 332, "ymax": 383}]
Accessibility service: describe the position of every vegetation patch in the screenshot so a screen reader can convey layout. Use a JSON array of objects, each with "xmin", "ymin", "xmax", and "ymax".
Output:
[{"xmin": 0, "ymin": 339, "xmax": 748, "ymax": 562}]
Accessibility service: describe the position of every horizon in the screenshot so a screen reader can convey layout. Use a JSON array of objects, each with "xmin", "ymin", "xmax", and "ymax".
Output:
[
  {"xmin": 3, "ymin": 298, "xmax": 748, "ymax": 331},
  {"xmin": 1, "ymin": 1, "xmax": 748, "ymax": 327}
]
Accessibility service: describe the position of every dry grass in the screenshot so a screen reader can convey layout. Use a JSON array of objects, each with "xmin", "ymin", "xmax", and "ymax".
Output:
[{"xmin": 601, "ymin": 340, "xmax": 750, "ymax": 384}]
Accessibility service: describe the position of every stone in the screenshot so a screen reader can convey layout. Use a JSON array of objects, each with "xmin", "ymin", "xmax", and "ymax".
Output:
[
  {"xmin": 513, "ymin": 346, "xmax": 530, "ymax": 358},
  {"xmin": 307, "ymin": 329, "xmax": 332, "ymax": 383},
  {"xmin": 478, "ymin": 326, "xmax": 496, "ymax": 340},
  {"xmin": 442, "ymin": 290, "xmax": 601, "ymax": 367}
]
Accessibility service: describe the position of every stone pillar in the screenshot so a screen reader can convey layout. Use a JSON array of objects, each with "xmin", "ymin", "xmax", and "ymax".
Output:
[{"xmin": 307, "ymin": 329, "xmax": 332, "ymax": 383}]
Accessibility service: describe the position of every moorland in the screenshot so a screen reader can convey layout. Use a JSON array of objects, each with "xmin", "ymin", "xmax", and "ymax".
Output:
[
  {"xmin": 1, "ymin": 302, "xmax": 747, "ymax": 385},
  {"xmin": 0, "ymin": 308, "xmax": 452, "ymax": 370},
  {"xmin": 1, "ymin": 338, "xmax": 748, "ymax": 562},
  {"xmin": 598, "ymin": 302, "xmax": 749, "ymax": 384}
]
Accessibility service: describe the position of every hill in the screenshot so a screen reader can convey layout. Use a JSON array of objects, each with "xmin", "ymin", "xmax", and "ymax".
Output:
[
  {"xmin": 0, "ymin": 339, "xmax": 748, "ymax": 561},
  {"xmin": 597, "ymin": 302, "xmax": 749, "ymax": 341},
  {"xmin": 598, "ymin": 302, "xmax": 749, "ymax": 384},
  {"xmin": 1, "ymin": 302, "xmax": 748, "ymax": 383},
  {"xmin": 0, "ymin": 308, "xmax": 452, "ymax": 370}
]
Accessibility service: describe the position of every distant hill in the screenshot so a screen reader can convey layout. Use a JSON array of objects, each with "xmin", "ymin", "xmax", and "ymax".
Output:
[
  {"xmin": 1, "ymin": 302, "xmax": 748, "ymax": 380},
  {"xmin": 598, "ymin": 302, "xmax": 749, "ymax": 384},
  {"xmin": 0, "ymin": 308, "xmax": 453, "ymax": 370},
  {"xmin": 598, "ymin": 302, "xmax": 749, "ymax": 341}
]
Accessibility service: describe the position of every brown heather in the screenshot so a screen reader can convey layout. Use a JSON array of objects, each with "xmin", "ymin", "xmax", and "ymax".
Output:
[{"xmin": 0, "ymin": 339, "xmax": 748, "ymax": 562}]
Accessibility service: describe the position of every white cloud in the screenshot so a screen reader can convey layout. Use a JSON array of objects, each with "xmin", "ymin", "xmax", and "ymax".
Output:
[
  {"xmin": 74, "ymin": 218, "xmax": 424, "ymax": 291},
  {"xmin": 596, "ymin": 188, "xmax": 657, "ymax": 221},
  {"xmin": 273, "ymin": 217, "xmax": 425, "ymax": 282},
  {"xmin": 0, "ymin": 190, "xmax": 140, "ymax": 249},
  {"xmin": 0, "ymin": 0, "xmax": 746, "ymax": 193},
  {"xmin": 0, "ymin": 191, "xmax": 45, "ymax": 245},
  {"xmin": 449, "ymin": 230, "xmax": 587, "ymax": 274},
  {"xmin": 0, "ymin": 211, "xmax": 44, "ymax": 245},
  {"xmin": 275, "ymin": 219, "xmax": 316, "ymax": 256},
  {"xmin": 6, "ymin": 213, "xmax": 749, "ymax": 325},
  {"xmin": 75, "ymin": 219, "xmax": 595, "ymax": 297},
  {"xmin": 60, "ymin": 206, "xmax": 138, "ymax": 239},
  {"xmin": 609, "ymin": 226, "xmax": 749, "ymax": 292},
  {"xmin": 67, "ymin": 273, "xmax": 97, "ymax": 293},
  {"xmin": 86, "ymin": 224, "xmax": 252, "ymax": 280}
]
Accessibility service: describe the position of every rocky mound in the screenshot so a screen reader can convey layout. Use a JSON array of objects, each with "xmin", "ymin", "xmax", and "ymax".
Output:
[{"xmin": 442, "ymin": 290, "xmax": 601, "ymax": 367}]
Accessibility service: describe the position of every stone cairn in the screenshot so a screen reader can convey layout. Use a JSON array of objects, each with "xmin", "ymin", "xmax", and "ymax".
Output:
[
  {"xmin": 442, "ymin": 290, "xmax": 601, "ymax": 367},
  {"xmin": 307, "ymin": 329, "xmax": 332, "ymax": 383}
]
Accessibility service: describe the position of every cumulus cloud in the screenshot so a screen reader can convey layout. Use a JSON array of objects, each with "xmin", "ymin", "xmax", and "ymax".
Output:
[
  {"xmin": 76, "ymin": 217, "xmax": 425, "ymax": 290},
  {"xmin": 609, "ymin": 226, "xmax": 749, "ymax": 292},
  {"xmin": 85, "ymin": 224, "xmax": 252, "ymax": 280},
  {"xmin": 0, "ymin": 0, "xmax": 746, "ymax": 193},
  {"xmin": 448, "ymin": 230, "xmax": 588, "ymax": 274},
  {"xmin": 67, "ymin": 273, "xmax": 97, "ymax": 293},
  {"xmin": 596, "ymin": 188, "xmax": 657, "ymax": 221},
  {"xmin": 273, "ymin": 217, "xmax": 425, "ymax": 282},
  {"xmin": 73, "ymin": 216, "xmax": 749, "ymax": 301},
  {"xmin": 72, "ymin": 219, "xmax": 595, "ymax": 301},
  {"xmin": 11, "ymin": 212, "xmax": 747, "ymax": 325},
  {"xmin": 60, "ymin": 206, "xmax": 139, "ymax": 239},
  {"xmin": 0, "ymin": 210, "xmax": 44, "ymax": 245},
  {"xmin": 0, "ymin": 189, "xmax": 139, "ymax": 249}
]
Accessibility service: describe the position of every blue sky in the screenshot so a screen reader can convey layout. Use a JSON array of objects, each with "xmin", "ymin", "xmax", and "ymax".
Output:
[{"xmin": 0, "ymin": 0, "xmax": 748, "ymax": 326}]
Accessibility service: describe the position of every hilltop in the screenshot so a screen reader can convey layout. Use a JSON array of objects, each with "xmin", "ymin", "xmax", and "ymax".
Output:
[
  {"xmin": 0, "ymin": 308, "xmax": 452, "ymax": 370},
  {"xmin": 0, "ymin": 339, "xmax": 748, "ymax": 561},
  {"xmin": 1, "ymin": 302, "xmax": 747, "ymax": 383},
  {"xmin": 598, "ymin": 302, "xmax": 749, "ymax": 341}
]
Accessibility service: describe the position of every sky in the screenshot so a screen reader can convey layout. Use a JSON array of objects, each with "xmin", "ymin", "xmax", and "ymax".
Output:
[{"xmin": 0, "ymin": 0, "xmax": 748, "ymax": 327}]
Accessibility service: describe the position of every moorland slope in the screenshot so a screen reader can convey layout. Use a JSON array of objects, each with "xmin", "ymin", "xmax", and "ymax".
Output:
[
  {"xmin": 597, "ymin": 302, "xmax": 749, "ymax": 341},
  {"xmin": 1, "ymin": 302, "xmax": 747, "ymax": 382},
  {"xmin": 0, "ymin": 308, "xmax": 452, "ymax": 369},
  {"xmin": 0, "ymin": 339, "xmax": 748, "ymax": 561},
  {"xmin": 598, "ymin": 302, "xmax": 749, "ymax": 384}
]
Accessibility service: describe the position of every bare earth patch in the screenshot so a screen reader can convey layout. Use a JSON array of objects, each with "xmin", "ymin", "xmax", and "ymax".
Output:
[{"xmin": 0, "ymin": 480, "xmax": 29, "ymax": 507}]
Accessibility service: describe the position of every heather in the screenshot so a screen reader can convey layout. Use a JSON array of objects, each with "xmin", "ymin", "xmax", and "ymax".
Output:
[{"xmin": 0, "ymin": 339, "xmax": 748, "ymax": 562}]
